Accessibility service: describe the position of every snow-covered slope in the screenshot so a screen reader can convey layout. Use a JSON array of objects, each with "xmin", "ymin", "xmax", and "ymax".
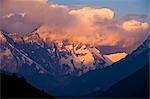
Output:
[
  {"xmin": 104, "ymin": 53, "xmax": 127, "ymax": 63},
  {"xmin": 0, "ymin": 31, "xmax": 50, "ymax": 75}
]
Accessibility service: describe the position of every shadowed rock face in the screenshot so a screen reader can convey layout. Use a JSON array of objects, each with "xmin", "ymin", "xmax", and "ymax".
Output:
[{"xmin": 83, "ymin": 64, "xmax": 149, "ymax": 98}]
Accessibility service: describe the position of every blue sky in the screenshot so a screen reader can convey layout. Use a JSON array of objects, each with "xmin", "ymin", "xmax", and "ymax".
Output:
[{"xmin": 48, "ymin": 0, "xmax": 149, "ymax": 20}]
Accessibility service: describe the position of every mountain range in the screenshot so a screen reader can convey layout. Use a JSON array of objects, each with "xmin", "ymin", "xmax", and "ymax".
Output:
[{"xmin": 0, "ymin": 29, "xmax": 149, "ymax": 97}]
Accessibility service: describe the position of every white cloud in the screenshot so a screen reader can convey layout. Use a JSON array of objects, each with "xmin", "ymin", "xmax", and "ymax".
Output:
[{"xmin": 69, "ymin": 7, "xmax": 114, "ymax": 20}]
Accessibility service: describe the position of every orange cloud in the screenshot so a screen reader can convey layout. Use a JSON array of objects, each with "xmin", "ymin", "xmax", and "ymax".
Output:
[{"xmin": 122, "ymin": 20, "xmax": 149, "ymax": 32}]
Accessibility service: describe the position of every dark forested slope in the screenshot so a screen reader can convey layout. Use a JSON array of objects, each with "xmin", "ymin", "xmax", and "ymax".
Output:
[{"xmin": 0, "ymin": 73, "xmax": 54, "ymax": 98}]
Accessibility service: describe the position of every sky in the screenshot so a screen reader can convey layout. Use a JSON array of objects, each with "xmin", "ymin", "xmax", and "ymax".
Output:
[
  {"xmin": 48, "ymin": 0, "xmax": 149, "ymax": 19},
  {"xmin": 0, "ymin": 0, "xmax": 149, "ymax": 54}
]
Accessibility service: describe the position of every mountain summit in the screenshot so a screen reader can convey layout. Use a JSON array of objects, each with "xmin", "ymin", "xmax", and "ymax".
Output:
[{"xmin": 0, "ymin": 30, "xmax": 112, "ymax": 77}]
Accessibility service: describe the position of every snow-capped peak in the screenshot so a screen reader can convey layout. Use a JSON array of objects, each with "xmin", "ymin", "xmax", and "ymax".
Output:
[{"xmin": 0, "ymin": 30, "xmax": 112, "ymax": 76}]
